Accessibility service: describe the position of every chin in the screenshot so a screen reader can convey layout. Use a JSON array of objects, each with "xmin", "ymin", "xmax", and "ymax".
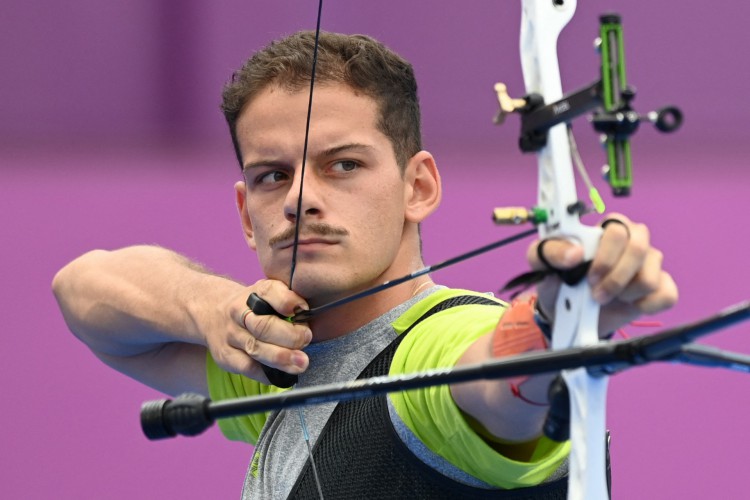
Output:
[
  {"xmin": 292, "ymin": 282, "xmax": 342, "ymax": 306},
  {"xmin": 290, "ymin": 273, "xmax": 363, "ymax": 305}
]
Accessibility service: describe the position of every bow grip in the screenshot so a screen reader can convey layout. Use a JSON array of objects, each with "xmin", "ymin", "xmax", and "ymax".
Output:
[{"xmin": 246, "ymin": 293, "xmax": 299, "ymax": 388}]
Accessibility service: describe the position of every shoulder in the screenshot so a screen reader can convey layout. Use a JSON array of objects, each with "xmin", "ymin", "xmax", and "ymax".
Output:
[
  {"xmin": 390, "ymin": 288, "xmax": 506, "ymax": 375},
  {"xmin": 393, "ymin": 288, "xmax": 506, "ymax": 340}
]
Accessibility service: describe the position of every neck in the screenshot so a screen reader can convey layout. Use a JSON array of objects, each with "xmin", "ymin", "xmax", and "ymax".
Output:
[
  {"xmin": 307, "ymin": 276, "xmax": 434, "ymax": 342},
  {"xmin": 301, "ymin": 223, "xmax": 431, "ymax": 341}
]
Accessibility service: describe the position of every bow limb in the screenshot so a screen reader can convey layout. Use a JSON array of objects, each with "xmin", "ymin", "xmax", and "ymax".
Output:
[{"xmin": 520, "ymin": 1, "xmax": 608, "ymax": 499}]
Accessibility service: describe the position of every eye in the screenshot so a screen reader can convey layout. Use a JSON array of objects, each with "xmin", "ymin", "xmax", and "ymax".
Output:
[
  {"xmin": 256, "ymin": 170, "xmax": 289, "ymax": 185},
  {"xmin": 330, "ymin": 160, "xmax": 360, "ymax": 173}
]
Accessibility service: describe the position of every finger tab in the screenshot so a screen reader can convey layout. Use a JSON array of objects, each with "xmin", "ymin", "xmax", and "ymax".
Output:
[
  {"xmin": 245, "ymin": 292, "xmax": 299, "ymax": 388},
  {"xmin": 262, "ymin": 366, "xmax": 298, "ymax": 388},
  {"xmin": 247, "ymin": 293, "xmax": 285, "ymax": 318}
]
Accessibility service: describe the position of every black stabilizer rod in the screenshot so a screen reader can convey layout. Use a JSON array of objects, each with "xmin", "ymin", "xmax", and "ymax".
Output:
[
  {"xmin": 141, "ymin": 393, "xmax": 213, "ymax": 440},
  {"xmin": 589, "ymin": 300, "xmax": 750, "ymax": 376},
  {"xmin": 141, "ymin": 301, "xmax": 750, "ymax": 440}
]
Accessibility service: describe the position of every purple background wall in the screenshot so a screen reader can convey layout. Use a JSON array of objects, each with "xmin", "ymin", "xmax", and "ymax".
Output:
[{"xmin": 2, "ymin": 1, "xmax": 748, "ymax": 498}]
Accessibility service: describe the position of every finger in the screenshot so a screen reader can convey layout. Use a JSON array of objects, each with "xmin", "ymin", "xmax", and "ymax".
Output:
[
  {"xmin": 240, "ymin": 333, "xmax": 310, "ymax": 374},
  {"xmin": 588, "ymin": 216, "xmax": 633, "ymax": 285},
  {"xmin": 213, "ymin": 345, "xmax": 268, "ymax": 381},
  {"xmin": 207, "ymin": 333, "xmax": 267, "ymax": 380},
  {"xmin": 527, "ymin": 214, "xmax": 636, "ymax": 274},
  {"xmin": 233, "ymin": 307, "xmax": 311, "ymax": 375},
  {"xmin": 241, "ymin": 309, "xmax": 312, "ymax": 350},
  {"xmin": 212, "ymin": 343, "xmax": 306, "ymax": 384},
  {"xmin": 590, "ymin": 221, "xmax": 650, "ymax": 304},
  {"xmin": 213, "ymin": 323, "xmax": 310, "ymax": 380},
  {"xmin": 597, "ymin": 271, "xmax": 678, "ymax": 333},
  {"xmin": 526, "ymin": 239, "xmax": 584, "ymax": 271},
  {"xmin": 607, "ymin": 248, "xmax": 664, "ymax": 304},
  {"xmin": 633, "ymin": 270, "xmax": 679, "ymax": 314},
  {"xmin": 596, "ymin": 299, "xmax": 640, "ymax": 335},
  {"xmin": 221, "ymin": 320, "xmax": 310, "ymax": 375},
  {"xmin": 249, "ymin": 280, "xmax": 309, "ymax": 317}
]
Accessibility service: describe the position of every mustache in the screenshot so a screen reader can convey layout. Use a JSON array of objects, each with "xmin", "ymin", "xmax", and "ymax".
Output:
[{"xmin": 269, "ymin": 223, "xmax": 349, "ymax": 248}]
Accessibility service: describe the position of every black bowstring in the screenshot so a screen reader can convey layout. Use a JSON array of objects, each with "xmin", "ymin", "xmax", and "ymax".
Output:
[
  {"xmin": 289, "ymin": 0, "xmax": 324, "ymax": 291},
  {"xmin": 288, "ymin": 1, "xmax": 325, "ymax": 498}
]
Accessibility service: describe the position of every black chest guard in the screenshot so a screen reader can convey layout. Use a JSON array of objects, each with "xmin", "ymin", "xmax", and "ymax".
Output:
[{"xmin": 289, "ymin": 295, "xmax": 569, "ymax": 500}]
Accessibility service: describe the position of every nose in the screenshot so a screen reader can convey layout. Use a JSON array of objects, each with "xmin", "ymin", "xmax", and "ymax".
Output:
[{"xmin": 283, "ymin": 166, "xmax": 322, "ymax": 223}]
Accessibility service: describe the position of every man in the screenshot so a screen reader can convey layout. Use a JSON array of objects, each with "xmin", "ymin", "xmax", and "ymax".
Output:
[{"xmin": 53, "ymin": 32, "xmax": 677, "ymax": 498}]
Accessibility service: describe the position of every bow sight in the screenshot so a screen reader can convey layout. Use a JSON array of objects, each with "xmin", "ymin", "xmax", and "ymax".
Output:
[{"xmin": 494, "ymin": 13, "xmax": 682, "ymax": 199}]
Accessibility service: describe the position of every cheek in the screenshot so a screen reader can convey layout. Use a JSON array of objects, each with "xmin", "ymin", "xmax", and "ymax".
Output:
[
  {"xmin": 245, "ymin": 207, "xmax": 282, "ymax": 264},
  {"xmin": 253, "ymin": 236, "xmax": 289, "ymax": 283},
  {"xmin": 246, "ymin": 196, "xmax": 281, "ymax": 238},
  {"xmin": 356, "ymin": 192, "xmax": 406, "ymax": 250}
]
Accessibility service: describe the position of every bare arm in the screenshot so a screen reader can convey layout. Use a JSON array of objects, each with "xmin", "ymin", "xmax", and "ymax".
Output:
[
  {"xmin": 451, "ymin": 215, "xmax": 678, "ymax": 453},
  {"xmin": 451, "ymin": 332, "xmax": 555, "ymax": 459},
  {"xmin": 52, "ymin": 245, "xmax": 311, "ymax": 397}
]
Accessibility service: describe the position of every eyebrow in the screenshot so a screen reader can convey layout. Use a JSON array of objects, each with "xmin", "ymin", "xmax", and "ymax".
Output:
[
  {"xmin": 242, "ymin": 143, "xmax": 375, "ymax": 172},
  {"xmin": 319, "ymin": 143, "xmax": 375, "ymax": 158},
  {"xmin": 242, "ymin": 159, "xmax": 289, "ymax": 172}
]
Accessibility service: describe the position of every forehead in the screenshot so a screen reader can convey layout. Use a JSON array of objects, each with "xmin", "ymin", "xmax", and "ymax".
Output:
[
  {"xmin": 235, "ymin": 83, "xmax": 389, "ymax": 160},
  {"xmin": 236, "ymin": 82, "xmax": 396, "ymax": 165}
]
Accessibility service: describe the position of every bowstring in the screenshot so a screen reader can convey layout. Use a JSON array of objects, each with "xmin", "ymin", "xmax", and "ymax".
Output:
[
  {"xmin": 289, "ymin": 0, "xmax": 324, "ymax": 290},
  {"xmin": 289, "ymin": 1, "xmax": 325, "ymax": 498}
]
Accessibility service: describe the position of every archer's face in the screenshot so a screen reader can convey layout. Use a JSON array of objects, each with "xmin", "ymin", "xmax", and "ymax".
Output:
[{"xmin": 234, "ymin": 83, "xmax": 416, "ymax": 305}]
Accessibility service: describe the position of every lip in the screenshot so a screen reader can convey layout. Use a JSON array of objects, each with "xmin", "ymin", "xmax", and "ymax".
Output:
[{"xmin": 277, "ymin": 238, "xmax": 338, "ymax": 250}]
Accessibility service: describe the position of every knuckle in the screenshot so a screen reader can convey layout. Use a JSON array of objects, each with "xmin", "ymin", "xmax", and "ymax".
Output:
[
  {"xmin": 244, "ymin": 334, "xmax": 259, "ymax": 356},
  {"xmin": 652, "ymin": 248, "xmax": 664, "ymax": 266},
  {"xmin": 630, "ymin": 222, "xmax": 650, "ymax": 246},
  {"xmin": 637, "ymin": 222, "xmax": 650, "ymax": 240},
  {"xmin": 608, "ymin": 223, "xmax": 630, "ymax": 242},
  {"xmin": 636, "ymin": 279, "xmax": 678, "ymax": 314},
  {"xmin": 662, "ymin": 274, "xmax": 679, "ymax": 306},
  {"xmin": 633, "ymin": 250, "xmax": 665, "ymax": 296},
  {"xmin": 641, "ymin": 272, "xmax": 661, "ymax": 293},
  {"xmin": 292, "ymin": 327, "xmax": 311, "ymax": 349},
  {"xmin": 600, "ymin": 276, "xmax": 627, "ymax": 296},
  {"xmin": 629, "ymin": 230, "xmax": 649, "ymax": 255},
  {"xmin": 216, "ymin": 346, "xmax": 243, "ymax": 372},
  {"xmin": 589, "ymin": 259, "xmax": 611, "ymax": 277},
  {"xmin": 231, "ymin": 356, "xmax": 253, "ymax": 376},
  {"xmin": 212, "ymin": 344, "xmax": 230, "ymax": 365},
  {"xmin": 252, "ymin": 314, "xmax": 274, "ymax": 342},
  {"xmin": 252, "ymin": 279, "xmax": 273, "ymax": 297}
]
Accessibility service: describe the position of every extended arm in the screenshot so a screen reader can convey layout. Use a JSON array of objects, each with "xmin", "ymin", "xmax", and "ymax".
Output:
[
  {"xmin": 451, "ymin": 215, "xmax": 678, "ymax": 451},
  {"xmin": 52, "ymin": 245, "xmax": 311, "ymax": 396}
]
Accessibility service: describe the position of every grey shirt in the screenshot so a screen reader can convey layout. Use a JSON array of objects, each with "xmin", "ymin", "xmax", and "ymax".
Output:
[
  {"xmin": 241, "ymin": 286, "xmax": 566, "ymax": 499},
  {"xmin": 242, "ymin": 289, "xmax": 431, "ymax": 499}
]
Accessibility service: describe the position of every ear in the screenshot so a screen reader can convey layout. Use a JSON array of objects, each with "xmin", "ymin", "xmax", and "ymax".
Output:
[
  {"xmin": 403, "ymin": 151, "xmax": 441, "ymax": 223},
  {"xmin": 234, "ymin": 181, "xmax": 258, "ymax": 251}
]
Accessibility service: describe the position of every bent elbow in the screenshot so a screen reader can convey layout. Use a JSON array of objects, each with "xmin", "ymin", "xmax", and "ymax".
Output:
[
  {"xmin": 52, "ymin": 249, "xmax": 111, "ymax": 339},
  {"xmin": 52, "ymin": 249, "xmax": 106, "ymax": 302}
]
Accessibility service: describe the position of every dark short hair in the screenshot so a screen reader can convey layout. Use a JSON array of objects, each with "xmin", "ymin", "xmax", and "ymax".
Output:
[{"xmin": 221, "ymin": 31, "xmax": 422, "ymax": 170}]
